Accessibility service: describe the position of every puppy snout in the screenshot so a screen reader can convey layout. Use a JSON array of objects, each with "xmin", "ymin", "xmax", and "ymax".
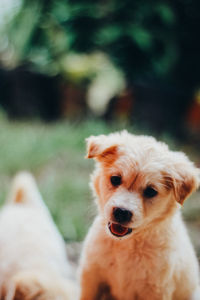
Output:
[{"xmin": 112, "ymin": 207, "xmax": 133, "ymax": 224}]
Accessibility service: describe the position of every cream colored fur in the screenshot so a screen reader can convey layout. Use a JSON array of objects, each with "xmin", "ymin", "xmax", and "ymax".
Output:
[
  {"xmin": 0, "ymin": 172, "xmax": 78, "ymax": 300},
  {"xmin": 79, "ymin": 131, "xmax": 200, "ymax": 300}
]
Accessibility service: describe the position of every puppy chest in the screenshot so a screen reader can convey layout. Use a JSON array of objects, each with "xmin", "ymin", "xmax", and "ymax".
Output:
[{"xmin": 103, "ymin": 249, "xmax": 170, "ymax": 299}]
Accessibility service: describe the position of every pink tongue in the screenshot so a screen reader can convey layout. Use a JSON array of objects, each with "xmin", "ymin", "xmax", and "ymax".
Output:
[{"xmin": 110, "ymin": 223, "xmax": 128, "ymax": 236}]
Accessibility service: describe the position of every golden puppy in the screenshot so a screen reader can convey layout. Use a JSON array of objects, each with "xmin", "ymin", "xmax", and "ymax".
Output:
[
  {"xmin": 0, "ymin": 172, "xmax": 78, "ymax": 300},
  {"xmin": 79, "ymin": 131, "xmax": 200, "ymax": 300}
]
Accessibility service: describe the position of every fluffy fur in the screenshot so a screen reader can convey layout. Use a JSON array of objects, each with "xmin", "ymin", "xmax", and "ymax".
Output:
[
  {"xmin": 0, "ymin": 172, "xmax": 78, "ymax": 300},
  {"xmin": 79, "ymin": 131, "xmax": 200, "ymax": 300}
]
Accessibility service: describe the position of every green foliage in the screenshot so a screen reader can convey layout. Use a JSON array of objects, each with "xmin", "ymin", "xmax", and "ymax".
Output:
[{"xmin": 1, "ymin": 0, "xmax": 199, "ymax": 88}]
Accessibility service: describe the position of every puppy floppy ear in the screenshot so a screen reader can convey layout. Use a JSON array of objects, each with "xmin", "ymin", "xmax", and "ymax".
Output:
[
  {"xmin": 85, "ymin": 135, "xmax": 118, "ymax": 164},
  {"xmin": 168, "ymin": 152, "xmax": 200, "ymax": 205}
]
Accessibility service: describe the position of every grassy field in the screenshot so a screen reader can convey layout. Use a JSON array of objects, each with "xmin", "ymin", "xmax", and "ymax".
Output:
[
  {"xmin": 0, "ymin": 113, "xmax": 113, "ymax": 241},
  {"xmin": 0, "ymin": 112, "xmax": 199, "ymax": 258}
]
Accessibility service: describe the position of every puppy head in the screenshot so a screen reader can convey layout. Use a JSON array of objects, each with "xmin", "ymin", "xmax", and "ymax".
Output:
[{"xmin": 86, "ymin": 131, "xmax": 200, "ymax": 239}]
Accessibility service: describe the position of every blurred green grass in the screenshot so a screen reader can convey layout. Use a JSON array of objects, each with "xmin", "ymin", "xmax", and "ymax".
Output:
[
  {"xmin": 0, "ymin": 112, "xmax": 199, "ymax": 256},
  {"xmin": 0, "ymin": 113, "xmax": 111, "ymax": 241}
]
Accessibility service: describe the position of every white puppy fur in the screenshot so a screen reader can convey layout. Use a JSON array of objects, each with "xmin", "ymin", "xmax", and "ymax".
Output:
[
  {"xmin": 0, "ymin": 172, "xmax": 78, "ymax": 300},
  {"xmin": 79, "ymin": 131, "xmax": 200, "ymax": 300}
]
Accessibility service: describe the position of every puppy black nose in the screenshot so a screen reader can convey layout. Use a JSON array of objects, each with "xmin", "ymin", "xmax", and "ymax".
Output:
[{"xmin": 113, "ymin": 207, "xmax": 133, "ymax": 224}]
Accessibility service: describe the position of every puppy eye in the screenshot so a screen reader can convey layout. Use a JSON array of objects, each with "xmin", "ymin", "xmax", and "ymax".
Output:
[
  {"xmin": 143, "ymin": 186, "xmax": 158, "ymax": 198},
  {"xmin": 110, "ymin": 175, "xmax": 122, "ymax": 187}
]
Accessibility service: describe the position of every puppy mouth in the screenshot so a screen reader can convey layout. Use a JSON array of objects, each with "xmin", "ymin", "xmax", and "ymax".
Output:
[{"xmin": 108, "ymin": 222, "xmax": 132, "ymax": 238}]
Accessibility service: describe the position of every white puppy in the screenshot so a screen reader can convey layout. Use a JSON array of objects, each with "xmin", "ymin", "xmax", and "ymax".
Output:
[
  {"xmin": 79, "ymin": 131, "xmax": 200, "ymax": 300},
  {"xmin": 0, "ymin": 172, "xmax": 78, "ymax": 300}
]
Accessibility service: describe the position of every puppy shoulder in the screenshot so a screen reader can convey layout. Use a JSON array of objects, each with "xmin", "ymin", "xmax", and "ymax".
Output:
[
  {"xmin": 81, "ymin": 216, "xmax": 111, "ymax": 263},
  {"xmin": 170, "ymin": 213, "xmax": 199, "ymax": 271},
  {"xmin": 82, "ymin": 216, "xmax": 104, "ymax": 248}
]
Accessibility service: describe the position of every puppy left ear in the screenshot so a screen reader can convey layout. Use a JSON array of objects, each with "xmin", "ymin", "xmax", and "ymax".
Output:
[
  {"xmin": 85, "ymin": 135, "xmax": 118, "ymax": 164},
  {"xmin": 175, "ymin": 173, "xmax": 199, "ymax": 205},
  {"xmin": 170, "ymin": 153, "xmax": 200, "ymax": 205}
]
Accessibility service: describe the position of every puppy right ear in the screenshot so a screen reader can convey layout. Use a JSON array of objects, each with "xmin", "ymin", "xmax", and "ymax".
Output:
[
  {"xmin": 86, "ymin": 135, "xmax": 105, "ymax": 158},
  {"xmin": 85, "ymin": 135, "xmax": 118, "ymax": 164}
]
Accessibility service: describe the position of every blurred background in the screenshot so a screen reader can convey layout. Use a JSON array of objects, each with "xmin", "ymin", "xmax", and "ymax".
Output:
[{"xmin": 0, "ymin": 0, "xmax": 200, "ymax": 260}]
